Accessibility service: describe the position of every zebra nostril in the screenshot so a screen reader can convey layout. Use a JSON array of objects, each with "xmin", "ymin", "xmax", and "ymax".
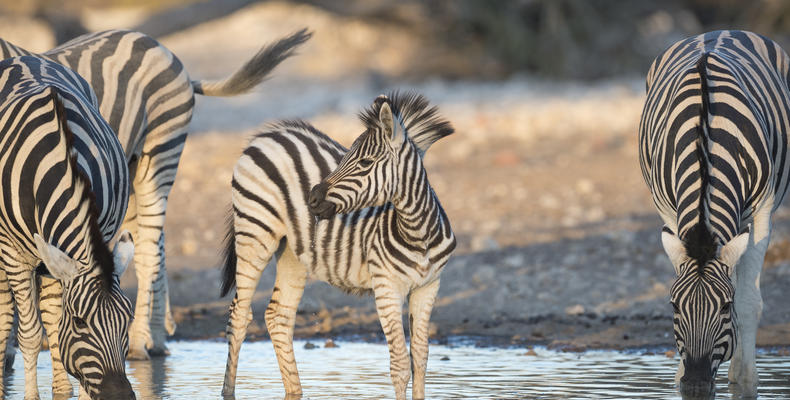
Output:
[{"xmin": 309, "ymin": 182, "xmax": 328, "ymax": 208}]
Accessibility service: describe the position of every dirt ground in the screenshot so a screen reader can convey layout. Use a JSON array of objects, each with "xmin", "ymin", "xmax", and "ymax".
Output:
[{"xmin": 49, "ymin": 1, "xmax": 784, "ymax": 352}]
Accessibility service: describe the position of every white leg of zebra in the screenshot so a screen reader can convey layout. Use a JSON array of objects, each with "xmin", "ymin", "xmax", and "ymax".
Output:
[
  {"xmin": 6, "ymin": 265, "xmax": 42, "ymax": 400},
  {"xmin": 38, "ymin": 275, "xmax": 72, "ymax": 396},
  {"xmin": 372, "ymin": 275, "xmax": 410, "ymax": 400},
  {"xmin": 409, "ymin": 279, "xmax": 440, "ymax": 400},
  {"xmin": 221, "ymin": 235, "xmax": 273, "ymax": 397},
  {"xmin": 0, "ymin": 268, "xmax": 13, "ymax": 388},
  {"xmin": 265, "ymin": 244, "xmax": 307, "ymax": 396},
  {"xmin": 728, "ymin": 205, "xmax": 771, "ymax": 397}
]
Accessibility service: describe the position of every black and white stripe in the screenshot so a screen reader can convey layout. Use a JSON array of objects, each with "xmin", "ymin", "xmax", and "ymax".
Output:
[
  {"xmin": 219, "ymin": 92, "xmax": 456, "ymax": 400},
  {"xmin": 0, "ymin": 28, "xmax": 311, "ymax": 362},
  {"xmin": 639, "ymin": 30, "xmax": 790, "ymax": 397},
  {"xmin": 0, "ymin": 56, "xmax": 134, "ymax": 399}
]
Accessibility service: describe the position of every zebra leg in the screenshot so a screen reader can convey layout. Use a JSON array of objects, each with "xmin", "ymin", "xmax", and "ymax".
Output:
[
  {"xmin": 127, "ymin": 172, "xmax": 173, "ymax": 360},
  {"xmin": 221, "ymin": 238, "xmax": 273, "ymax": 397},
  {"xmin": 408, "ymin": 279, "xmax": 440, "ymax": 400},
  {"xmin": 373, "ymin": 277, "xmax": 409, "ymax": 400},
  {"xmin": 8, "ymin": 268, "xmax": 42, "ymax": 400},
  {"xmin": 728, "ymin": 212, "xmax": 770, "ymax": 397},
  {"xmin": 265, "ymin": 244, "xmax": 306, "ymax": 395},
  {"xmin": 0, "ymin": 268, "xmax": 13, "ymax": 391},
  {"xmin": 38, "ymin": 275, "xmax": 72, "ymax": 396}
]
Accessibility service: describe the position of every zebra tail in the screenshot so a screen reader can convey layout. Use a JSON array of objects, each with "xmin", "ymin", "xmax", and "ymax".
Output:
[
  {"xmin": 192, "ymin": 28, "xmax": 312, "ymax": 97},
  {"xmin": 220, "ymin": 210, "xmax": 237, "ymax": 297}
]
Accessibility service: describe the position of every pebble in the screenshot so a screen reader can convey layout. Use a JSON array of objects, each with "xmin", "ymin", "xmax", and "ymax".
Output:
[
  {"xmin": 304, "ymin": 342, "xmax": 317, "ymax": 350},
  {"xmin": 565, "ymin": 304, "xmax": 585, "ymax": 316},
  {"xmin": 324, "ymin": 339, "xmax": 338, "ymax": 348},
  {"xmin": 664, "ymin": 350, "xmax": 675, "ymax": 358}
]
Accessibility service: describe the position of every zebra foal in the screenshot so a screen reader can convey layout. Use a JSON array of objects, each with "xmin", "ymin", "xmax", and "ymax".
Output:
[
  {"xmin": 0, "ymin": 56, "xmax": 135, "ymax": 399},
  {"xmin": 0, "ymin": 28, "xmax": 311, "ymax": 363},
  {"xmin": 220, "ymin": 92, "xmax": 456, "ymax": 400},
  {"xmin": 639, "ymin": 30, "xmax": 790, "ymax": 397}
]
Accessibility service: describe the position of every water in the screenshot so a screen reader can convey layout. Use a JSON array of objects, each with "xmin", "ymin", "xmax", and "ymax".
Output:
[{"xmin": 3, "ymin": 340, "xmax": 789, "ymax": 399}]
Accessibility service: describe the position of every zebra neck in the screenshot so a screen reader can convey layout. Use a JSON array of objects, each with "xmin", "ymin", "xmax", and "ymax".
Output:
[{"xmin": 391, "ymin": 167, "xmax": 444, "ymax": 250}]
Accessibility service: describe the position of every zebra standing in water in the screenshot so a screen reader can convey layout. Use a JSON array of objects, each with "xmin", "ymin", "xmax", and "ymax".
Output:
[
  {"xmin": 221, "ymin": 92, "xmax": 456, "ymax": 400},
  {"xmin": 639, "ymin": 30, "xmax": 790, "ymax": 397},
  {"xmin": 0, "ymin": 28, "xmax": 311, "ymax": 367},
  {"xmin": 0, "ymin": 56, "xmax": 135, "ymax": 399}
]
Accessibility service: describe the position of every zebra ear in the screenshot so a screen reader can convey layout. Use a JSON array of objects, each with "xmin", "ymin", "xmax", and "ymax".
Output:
[
  {"xmin": 719, "ymin": 231, "xmax": 749, "ymax": 275},
  {"xmin": 34, "ymin": 234, "xmax": 80, "ymax": 282},
  {"xmin": 379, "ymin": 102, "xmax": 405, "ymax": 148},
  {"xmin": 112, "ymin": 230, "xmax": 134, "ymax": 278},
  {"xmin": 661, "ymin": 229, "xmax": 687, "ymax": 274}
]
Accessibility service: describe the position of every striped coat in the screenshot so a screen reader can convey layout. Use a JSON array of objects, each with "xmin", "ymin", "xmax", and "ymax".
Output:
[
  {"xmin": 0, "ymin": 56, "xmax": 134, "ymax": 399},
  {"xmin": 220, "ymin": 92, "xmax": 455, "ymax": 400},
  {"xmin": 639, "ymin": 30, "xmax": 790, "ymax": 397}
]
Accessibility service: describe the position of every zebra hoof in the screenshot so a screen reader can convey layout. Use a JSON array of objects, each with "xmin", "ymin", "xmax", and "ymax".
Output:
[
  {"xmin": 127, "ymin": 347, "xmax": 151, "ymax": 361},
  {"xmin": 148, "ymin": 344, "xmax": 170, "ymax": 357}
]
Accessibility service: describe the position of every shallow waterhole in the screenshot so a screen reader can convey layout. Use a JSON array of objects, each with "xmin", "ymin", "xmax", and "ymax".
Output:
[{"xmin": 4, "ymin": 340, "xmax": 789, "ymax": 399}]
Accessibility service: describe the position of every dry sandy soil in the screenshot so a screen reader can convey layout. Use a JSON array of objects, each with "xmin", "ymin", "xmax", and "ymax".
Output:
[{"xmin": 5, "ymin": 2, "xmax": 790, "ymax": 352}]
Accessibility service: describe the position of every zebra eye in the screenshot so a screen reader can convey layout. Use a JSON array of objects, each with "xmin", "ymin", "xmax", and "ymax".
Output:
[
  {"xmin": 721, "ymin": 302, "xmax": 733, "ymax": 314},
  {"xmin": 358, "ymin": 158, "xmax": 374, "ymax": 168},
  {"xmin": 671, "ymin": 302, "xmax": 680, "ymax": 314},
  {"xmin": 73, "ymin": 316, "xmax": 88, "ymax": 330}
]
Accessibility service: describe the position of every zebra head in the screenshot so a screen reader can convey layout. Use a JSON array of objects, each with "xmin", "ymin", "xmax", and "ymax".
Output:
[
  {"xmin": 34, "ymin": 231, "xmax": 135, "ymax": 400},
  {"xmin": 308, "ymin": 92, "xmax": 452, "ymax": 219},
  {"xmin": 661, "ymin": 227, "xmax": 749, "ymax": 397}
]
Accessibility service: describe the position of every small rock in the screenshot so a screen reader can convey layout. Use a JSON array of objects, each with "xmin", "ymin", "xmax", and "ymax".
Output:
[
  {"xmin": 523, "ymin": 349, "xmax": 538, "ymax": 356},
  {"xmin": 665, "ymin": 350, "xmax": 676, "ymax": 358},
  {"xmin": 440, "ymin": 356, "xmax": 450, "ymax": 361},
  {"xmin": 304, "ymin": 342, "xmax": 317, "ymax": 350},
  {"xmin": 324, "ymin": 339, "xmax": 338, "ymax": 348},
  {"xmin": 565, "ymin": 304, "xmax": 585, "ymax": 316}
]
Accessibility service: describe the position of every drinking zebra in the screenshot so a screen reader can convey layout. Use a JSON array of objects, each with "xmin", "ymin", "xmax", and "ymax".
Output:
[
  {"xmin": 220, "ymin": 92, "xmax": 456, "ymax": 400},
  {"xmin": 0, "ymin": 56, "xmax": 135, "ymax": 399},
  {"xmin": 639, "ymin": 30, "xmax": 790, "ymax": 397},
  {"xmin": 0, "ymin": 28, "xmax": 312, "ymax": 364}
]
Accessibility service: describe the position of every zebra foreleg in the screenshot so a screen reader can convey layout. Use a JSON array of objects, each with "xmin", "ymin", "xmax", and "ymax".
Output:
[
  {"xmin": 408, "ymin": 279, "xmax": 440, "ymax": 400},
  {"xmin": 373, "ymin": 277, "xmax": 410, "ymax": 400},
  {"xmin": 8, "ymin": 268, "xmax": 42, "ymax": 400},
  {"xmin": 265, "ymin": 244, "xmax": 306, "ymax": 396},
  {"xmin": 0, "ymin": 269, "xmax": 13, "ymax": 392},
  {"xmin": 728, "ymin": 213, "xmax": 770, "ymax": 397},
  {"xmin": 37, "ymin": 275, "xmax": 71, "ymax": 396}
]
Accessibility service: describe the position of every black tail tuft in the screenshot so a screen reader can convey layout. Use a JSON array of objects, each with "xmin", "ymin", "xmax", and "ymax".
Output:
[
  {"xmin": 220, "ymin": 210, "xmax": 237, "ymax": 297},
  {"xmin": 193, "ymin": 28, "xmax": 312, "ymax": 97}
]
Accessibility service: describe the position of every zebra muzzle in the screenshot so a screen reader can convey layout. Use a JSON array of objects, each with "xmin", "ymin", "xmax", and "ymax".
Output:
[{"xmin": 308, "ymin": 182, "xmax": 336, "ymax": 219}]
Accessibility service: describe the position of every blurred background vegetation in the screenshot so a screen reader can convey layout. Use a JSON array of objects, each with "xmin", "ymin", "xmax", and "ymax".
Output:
[{"xmin": 0, "ymin": 0, "xmax": 788, "ymax": 80}]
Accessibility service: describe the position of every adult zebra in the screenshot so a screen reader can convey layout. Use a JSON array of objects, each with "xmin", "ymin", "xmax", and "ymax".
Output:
[
  {"xmin": 0, "ymin": 28, "xmax": 311, "ymax": 364},
  {"xmin": 0, "ymin": 56, "xmax": 135, "ymax": 399},
  {"xmin": 220, "ymin": 92, "xmax": 456, "ymax": 400},
  {"xmin": 639, "ymin": 30, "xmax": 790, "ymax": 397}
]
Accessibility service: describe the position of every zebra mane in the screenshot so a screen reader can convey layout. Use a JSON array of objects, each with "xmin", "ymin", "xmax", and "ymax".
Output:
[
  {"xmin": 683, "ymin": 53, "xmax": 718, "ymax": 271},
  {"xmin": 358, "ymin": 91, "xmax": 454, "ymax": 155},
  {"xmin": 53, "ymin": 88, "xmax": 115, "ymax": 292}
]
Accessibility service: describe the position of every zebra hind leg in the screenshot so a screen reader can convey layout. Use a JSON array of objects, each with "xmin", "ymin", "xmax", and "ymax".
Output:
[
  {"xmin": 372, "ymin": 276, "xmax": 410, "ymax": 400},
  {"xmin": 408, "ymin": 279, "xmax": 440, "ymax": 400},
  {"xmin": 265, "ymin": 243, "xmax": 307, "ymax": 396},
  {"xmin": 221, "ymin": 235, "xmax": 280, "ymax": 397},
  {"xmin": 127, "ymin": 176, "xmax": 172, "ymax": 360},
  {"xmin": 38, "ymin": 275, "xmax": 72, "ymax": 396}
]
